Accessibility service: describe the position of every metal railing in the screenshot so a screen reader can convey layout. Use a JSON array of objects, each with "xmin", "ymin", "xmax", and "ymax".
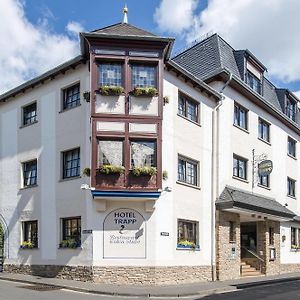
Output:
[{"xmin": 241, "ymin": 246, "xmax": 264, "ymax": 274}]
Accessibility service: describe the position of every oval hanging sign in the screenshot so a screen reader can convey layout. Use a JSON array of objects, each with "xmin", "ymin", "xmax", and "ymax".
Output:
[{"xmin": 258, "ymin": 160, "xmax": 273, "ymax": 176}]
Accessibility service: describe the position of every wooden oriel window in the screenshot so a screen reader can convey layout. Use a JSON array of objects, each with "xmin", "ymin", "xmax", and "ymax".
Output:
[
  {"xmin": 131, "ymin": 64, "xmax": 156, "ymax": 88},
  {"xmin": 98, "ymin": 63, "xmax": 122, "ymax": 87}
]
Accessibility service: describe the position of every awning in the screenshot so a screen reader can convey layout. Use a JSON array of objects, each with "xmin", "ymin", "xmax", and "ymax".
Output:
[{"xmin": 216, "ymin": 186, "xmax": 296, "ymax": 221}]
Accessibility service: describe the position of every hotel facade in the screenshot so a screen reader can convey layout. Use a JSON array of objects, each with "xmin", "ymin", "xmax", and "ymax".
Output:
[{"xmin": 0, "ymin": 19, "xmax": 300, "ymax": 284}]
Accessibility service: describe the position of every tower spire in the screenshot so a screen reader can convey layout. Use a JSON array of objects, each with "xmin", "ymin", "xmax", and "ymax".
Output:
[{"xmin": 123, "ymin": 4, "xmax": 128, "ymax": 24}]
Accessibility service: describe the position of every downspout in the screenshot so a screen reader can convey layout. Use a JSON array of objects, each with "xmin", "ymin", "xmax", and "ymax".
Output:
[{"xmin": 211, "ymin": 72, "xmax": 232, "ymax": 281}]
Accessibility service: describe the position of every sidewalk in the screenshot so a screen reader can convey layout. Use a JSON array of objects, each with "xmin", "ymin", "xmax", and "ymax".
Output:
[{"xmin": 0, "ymin": 271, "xmax": 300, "ymax": 298}]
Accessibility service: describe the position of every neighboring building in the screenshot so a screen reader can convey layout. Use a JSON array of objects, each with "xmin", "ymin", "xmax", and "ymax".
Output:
[{"xmin": 0, "ymin": 13, "xmax": 300, "ymax": 284}]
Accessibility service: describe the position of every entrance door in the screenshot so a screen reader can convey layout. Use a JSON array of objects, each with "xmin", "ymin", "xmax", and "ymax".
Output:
[
  {"xmin": 241, "ymin": 223, "xmax": 257, "ymax": 257},
  {"xmin": 0, "ymin": 224, "xmax": 4, "ymax": 271}
]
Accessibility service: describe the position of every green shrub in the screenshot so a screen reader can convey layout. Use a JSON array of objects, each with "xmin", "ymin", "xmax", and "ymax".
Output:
[
  {"xmin": 99, "ymin": 86, "xmax": 124, "ymax": 96},
  {"xmin": 132, "ymin": 166, "xmax": 157, "ymax": 177},
  {"xmin": 82, "ymin": 167, "xmax": 91, "ymax": 177},
  {"xmin": 131, "ymin": 87, "xmax": 158, "ymax": 97},
  {"xmin": 99, "ymin": 165, "xmax": 125, "ymax": 175},
  {"xmin": 59, "ymin": 239, "xmax": 78, "ymax": 249}
]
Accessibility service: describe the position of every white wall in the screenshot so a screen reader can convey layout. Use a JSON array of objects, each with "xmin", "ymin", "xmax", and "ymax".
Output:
[{"xmin": 0, "ymin": 64, "xmax": 92, "ymax": 266}]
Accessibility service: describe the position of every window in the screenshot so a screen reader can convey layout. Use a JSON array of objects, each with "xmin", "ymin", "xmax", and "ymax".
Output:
[
  {"xmin": 259, "ymin": 174, "xmax": 270, "ymax": 188},
  {"xmin": 130, "ymin": 141, "xmax": 156, "ymax": 167},
  {"xmin": 62, "ymin": 217, "xmax": 81, "ymax": 246},
  {"xmin": 288, "ymin": 136, "xmax": 296, "ymax": 158},
  {"xmin": 286, "ymin": 98, "xmax": 297, "ymax": 122},
  {"xmin": 98, "ymin": 63, "xmax": 122, "ymax": 86},
  {"xmin": 62, "ymin": 148, "xmax": 80, "ymax": 178},
  {"xmin": 23, "ymin": 102, "xmax": 37, "ymax": 126},
  {"xmin": 132, "ymin": 65, "xmax": 156, "ymax": 88},
  {"xmin": 177, "ymin": 219, "xmax": 198, "ymax": 247},
  {"xmin": 23, "ymin": 160, "xmax": 37, "ymax": 187},
  {"xmin": 291, "ymin": 227, "xmax": 300, "ymax": 248},
  {"xmin": 246, "ymin": 71, "xmax": 261, "ymax": 94},
  {"xmin": 233, "ymin": 155, "xmax": 247, "ymax": 180},
  {"xmin": 23, "ymin": 220, "xmax": 38, "ymax": 248},
  {"xmin": 287, "ymin": 177, "xmax": 296, "ymax": 197},
  {"xmin": 98, "ymin": 140, "xmax": 123, "ymax": 166},
  {"xmin": 62, "ymin": 83, "xmax": 80, "ymax": 110},
  {"xmin": 178, "ymin": 92, "xmax": 199, "ymax": 123},
  {"xmin": 234, "ymin": 103, "xmax": 248, "ymax": 130},
  {"xmin": 229, "ymin": 221, "xmax": 236, "ymax": 243},
  {"xmin": 178, "ymin": 156, "xmax": 198, "ymax": 186},
  {"xmin": 269, "ymin": 227, "xmax": 274, "ymax": 246},
  {"xmin": 258, "ymin": 118, "xmax": 270, "ymax": 142}
]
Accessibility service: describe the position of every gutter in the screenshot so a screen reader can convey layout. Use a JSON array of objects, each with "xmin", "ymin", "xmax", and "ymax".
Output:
[{"xmin": 211, "ymin": 72, "xmax": 232, "ymax": 281}]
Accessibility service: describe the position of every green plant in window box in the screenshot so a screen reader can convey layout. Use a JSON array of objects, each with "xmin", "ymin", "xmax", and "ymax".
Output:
[
  {"xmin": 98, "ymin": 165, "xmax": 125, "ymax": 175},
  {"xmin": 98, "ymin": 86, "xmax": 124, "ymax": 96},
  {"xmin": 291, "ymin": 245, "xmax": 300, "ymax": 250},
  {"xmin": 59, "ymin": 239, "xmax": 78, "ymax": 249},
  {"xmin": 177, "ymin": 240, "xmax": 197, "ymax": 250},
  {"xmin": 82, "ymin": 167, "xmax": 91, "ymax": 177},
  {"xmin": 20, "ymin": 241, "xmax": 34, "ymax": 249},
  {"xmin": 132, "ymin": 166, "xmax": 157, "ymax": 177},
  {"xmin": 131, "ymin": 87, "xmax": 158, "ymax": 97}
]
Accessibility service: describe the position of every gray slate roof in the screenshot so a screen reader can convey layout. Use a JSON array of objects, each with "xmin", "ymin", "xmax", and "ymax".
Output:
[
  {"xmin": 172, "ymin": 33, "xmax": 300, "ymax": 127},
  {"xmin": 217, "ymin": 186, "xmax": 295, "ymax": 219},
  {"xmin": 91, "ymin": 22, "xmax": 157, "ymax": 37}
]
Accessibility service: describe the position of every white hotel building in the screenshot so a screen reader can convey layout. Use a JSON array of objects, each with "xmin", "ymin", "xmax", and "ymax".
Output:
[{"xmin": 0, "ymin": 18, "xmax": 300, "ymax": 284}]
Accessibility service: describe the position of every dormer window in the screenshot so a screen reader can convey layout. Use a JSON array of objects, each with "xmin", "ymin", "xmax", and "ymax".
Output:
[
  {"xmin": 286, "ymin": 98, "xmax": 297, "ymax": 122},
  {"xmin": 246, "ymin": 60, "xmax": 262, "ymax": 95}
]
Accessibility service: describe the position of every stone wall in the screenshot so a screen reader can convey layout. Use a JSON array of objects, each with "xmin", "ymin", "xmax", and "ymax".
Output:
[
  {"xmin": 4, "ymin": 263, "xmax": 212, "ymax": 285},
  {"xmin": 216, "ymin": 211, "xmax": 241, "ymax": 281},
  {"xmin": 4, "ymin": 264, "xmax": 93, "ymax": 282},
  {"xmin": 280, "ymin": 264, "xmax": 300, "ymax": 273},
  {"xmin": 93, "ymin": 265, "xmax": 212, "ymax": 285}
]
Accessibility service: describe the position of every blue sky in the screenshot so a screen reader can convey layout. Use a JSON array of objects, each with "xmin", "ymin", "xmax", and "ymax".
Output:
[{"xmin": 1, "ymin": 0, "xmax": 300, "ymax": 95}]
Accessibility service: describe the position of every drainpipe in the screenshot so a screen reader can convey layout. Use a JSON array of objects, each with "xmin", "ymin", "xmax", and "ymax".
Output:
[{"xmin": 211, "ymin": 72, "xmax": 232, "ymax": 281}]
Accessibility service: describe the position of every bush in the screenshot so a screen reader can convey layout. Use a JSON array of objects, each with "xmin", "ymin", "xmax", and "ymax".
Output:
[
  {"xmin": 82, "ymin": 167, "xmax": 91, "ymax": 177},
  {"xmin": 59, "ymin": 239, "xmax": 78, "ymax": 249},
  {"xmin": 132, "ymin": 166, "xmax": 157, "ymax": 177},
  {"xmin": 99, "ymin": 86, "xmax": 124, "ymax": 96},
  {"xmin": 21, "ymin": 241, "xmax": 34, "ymax": 249},
  {"xmin": 98, "ymin": 165, "xmax": 125, "ymax": 175},
  {"xmin": 131, "ymin": 87, "xmax": 158, "ymax": 97}
]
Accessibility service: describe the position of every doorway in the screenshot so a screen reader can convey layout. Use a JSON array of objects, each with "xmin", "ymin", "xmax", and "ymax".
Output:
[{"xmin": 241, "ymin": 222, "xmax": 257, "ymax": 257}]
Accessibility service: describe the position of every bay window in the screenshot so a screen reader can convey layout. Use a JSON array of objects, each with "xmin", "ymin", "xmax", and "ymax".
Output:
[
  {"xmin": 98, "ymin": 140, "xmax": 123, "ymax": 166},
  {"xmin": 131, "ymin": 65, "xmax": 156, "ymax": 88},
  {"xmin": 130, "ymin": 140, "xmax": 156, "ymax": 168}
]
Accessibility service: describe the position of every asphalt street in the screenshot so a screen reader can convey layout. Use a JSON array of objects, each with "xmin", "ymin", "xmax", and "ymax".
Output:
[{"xmin": 1, "ymin": 279, "xmax": 300, "ymax": 300}]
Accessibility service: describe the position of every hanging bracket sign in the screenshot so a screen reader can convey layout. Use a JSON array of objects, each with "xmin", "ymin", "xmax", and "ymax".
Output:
[{"xmin": 258, "ymin": 160, "xmax": 273, "ymax": 176}]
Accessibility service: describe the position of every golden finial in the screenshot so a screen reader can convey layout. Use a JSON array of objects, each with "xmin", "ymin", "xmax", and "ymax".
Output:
[{"xmin": 123, "ymin": 4, "xmax": 128, "ymax": 23}]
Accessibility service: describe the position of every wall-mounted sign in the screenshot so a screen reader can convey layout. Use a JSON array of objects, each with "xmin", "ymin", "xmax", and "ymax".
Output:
[
  {"xmin": 82, "ymin": 229, "xmax": 92, "ymax": 234},
  {"xmin": 103, "ymin": 208, "xmax": 146, "ymax": 259},
  {"xmin": 160, "ymin": 232, "xmax": 169, "ymax": 236},
  {"xmin": 258, "ymin": 160, "xmax": 273, "ymax": 176}
]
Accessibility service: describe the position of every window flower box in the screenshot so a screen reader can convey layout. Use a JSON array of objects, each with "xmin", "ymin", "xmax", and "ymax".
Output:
[
  {"xmin": 291, "ymin": 245, "xmax": 300, "ymax": 251},
  {"xmin": 131, "ymin": 87, "xmax": 158, "ymax": 97},
  {"xmin": 98, "ymin": 165, "xmax": 125, "ymax": 175},
  {"xmin": 177, "ymin": 240, "xmax": 199, "ymax": 250},
  {"xmin": 59, "ymin": 239, "xmax": 80, "ymax": 249},
  {"xmin": 98, "ymin": 86, "xmax": 124, "ymax": 96},
  {"xmin": 20, "ymin": 241, "xmax": 34, "ymax": 249},
  {"xmin": 131, "ymin": 166, "xmax": 157, "ymax": 177}
]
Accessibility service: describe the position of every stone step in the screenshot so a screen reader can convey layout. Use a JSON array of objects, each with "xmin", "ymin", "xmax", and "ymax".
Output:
[
  {"xmin": 241, "ymin": 265, "xmax": 257, "ymax": 271},
  {"xmin": 241, "ymin": 271, "xmax": 263, "ymax": 277}
]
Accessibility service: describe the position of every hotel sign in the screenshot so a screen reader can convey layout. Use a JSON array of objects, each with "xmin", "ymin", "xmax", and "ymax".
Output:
[
  {"xmin": 103, "ymin": 208, "xmax": 146, "ymax": 259},
  {"xmin": 258, "ymin": 160, "xmax": 273, "ymax": 176}
]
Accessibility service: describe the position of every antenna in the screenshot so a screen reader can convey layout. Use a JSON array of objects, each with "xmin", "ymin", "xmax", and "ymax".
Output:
[{"xmin": 172, "ymin": 30, "xmax": 214, "ymax": 58}]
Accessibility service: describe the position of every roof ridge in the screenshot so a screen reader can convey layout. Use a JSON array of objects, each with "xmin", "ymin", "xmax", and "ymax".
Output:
[{"xmin": 91, "ymin": 22, "xmax": 122, "ymax": 33}]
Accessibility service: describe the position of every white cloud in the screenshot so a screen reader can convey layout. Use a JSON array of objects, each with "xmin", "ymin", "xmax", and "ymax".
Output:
[
  {"xmin": 293, "ymin": 91, "xmax": 300, "ymax": 99},
  {"xmin": 0, "ymin": 0, "xmax": 80, "ymax": 94},
  {"xmin": 66, "ymin": 21, "xmax": 84, "ymax": 37},
  {"xmin": 154, "ymin": 0, "xmax": 300, "ymax": 84},
  {"xmin": 154, "ymin": 0, "xmax": 198, "ymax": 34}
]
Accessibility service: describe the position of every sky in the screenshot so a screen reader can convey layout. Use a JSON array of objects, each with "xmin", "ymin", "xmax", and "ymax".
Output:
[{"xmin": 1, "ymin": 0, "xmax": 300, "ymax": 98}]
